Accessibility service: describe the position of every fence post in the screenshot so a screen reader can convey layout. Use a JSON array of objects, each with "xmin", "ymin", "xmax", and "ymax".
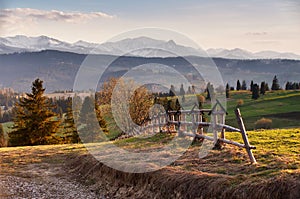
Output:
[
  {"xmin": 181, "ymin": 113, "xmax": 187, "ymax": 132},
  {"xmin": 212, "ymin": 113, "xmax": 218, "ymax": 146},
  {"xmin": 235, "ymin": 108, "xmax": 257, "ymax": 163},
  {"xmin": 199, "ymin": 111, "xmax": 204, "ymax": 135},
  {"xmin": 220, "ymin": 113, "xmax": 225, "ymax": 139}
]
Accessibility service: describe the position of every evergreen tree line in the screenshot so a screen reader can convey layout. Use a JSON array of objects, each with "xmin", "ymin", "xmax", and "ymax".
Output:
[
  {"xmin": 226, "ymin": 75, "xmax": 292, "ymax": 93},
  {"xmin": 159, "ymin": 83, "xmax": 213, "ymax": 101},
  {"xmin": 6, "ymin": 78, "xmax": 153, "ymax": 147},
  {"xmin": 153, "ymin": 84, "xmax": 197, "ymax": 98},
  {"xmin": 285, "ymin": 81, "xmax": 300, "ymax": 90},
  {"xmin": 225, "ymin": 76, "xmax": 285, "ymax": 99}
]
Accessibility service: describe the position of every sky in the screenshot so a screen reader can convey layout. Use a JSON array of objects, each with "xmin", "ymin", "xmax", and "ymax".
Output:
[{"xmin": 0, "ymin": 0, "xmax": 300, "ymax": 53}]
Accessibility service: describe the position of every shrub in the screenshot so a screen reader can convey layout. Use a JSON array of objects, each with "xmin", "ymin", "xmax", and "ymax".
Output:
[
  {"xmin": 255, "ymin": 118, "xmax": 272, "ymax": 129},
  {"xmin": 236, "ymin": 99, "xmax": 244, "ymax": 107},
  {"xmin": 197, "ymin": 95, "xmax": 206, "ymax": 103}
]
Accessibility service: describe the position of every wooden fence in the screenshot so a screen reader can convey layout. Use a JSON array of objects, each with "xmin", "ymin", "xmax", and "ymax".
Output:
[{"xmin": 138, "ymin": 101, "xmax": 256, "ymax": 163}]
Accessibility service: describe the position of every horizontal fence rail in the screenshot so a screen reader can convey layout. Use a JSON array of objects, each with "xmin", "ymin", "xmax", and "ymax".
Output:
[{"xmin": 131, "ymin": 103, "xmax": 256, "ymax": 163}]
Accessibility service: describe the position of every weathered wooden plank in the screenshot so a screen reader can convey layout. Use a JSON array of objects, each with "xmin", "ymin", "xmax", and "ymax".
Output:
[
  {"xmin": 181, "ymin": 132, "xmax": 256, "ymax": 149},
  {"xmin": 235, "ymin": 108, "xmax": 257, "ymax": 163}
]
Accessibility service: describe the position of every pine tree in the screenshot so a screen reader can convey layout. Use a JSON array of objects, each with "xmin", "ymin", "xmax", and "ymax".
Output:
[
  {"xmin": 260, "ymin": 81, "xmax": 266, "ymax": 95},
  {"xmin": 78, "ymin": 96, "xmax": 102, "ymax": 143},
  {"xmin": 179, "ymin": 84, "xmax": 185, "ymax": 96},
  {"xmin": 9, "ymin": 79, "xmax": 60, "ymax": 146},
  {"xmin": 226, "ymin": 83, "xmax": 230, "ymax": 98},
  {"xmin": 271, "ymin": 75, "xmax": 280, "ymax": 90},
  {"xmin": 63, "ymin": 98, "xmax": 80, "ymax": 144},
  {"xmin": 95, "ymin": 106, "xmax": 109, "ymax": 136},
  {"xmin": 236, "ymin": 80, "xmax": 241, "ymax": 91},
  {"xmin": 206, "ymin": 82, "xmax": 214, "ymax": 100},
  {"xmin": 250, "ymin": 81, "xmax": 254, "ymax": 91},
  {"xmin": 252, "ymin": 84, "xmax": 260, "ymax": 100},
  {"xmin": 79, "ymin": 96, "xmax": 94, "ymax": 124},
  {"xmin": 241, "ymin": 80, "xmax": 247, "ymax": 90},
  {"xmin": 285, "ymin": 82, "xmax": 291, "ymax": 90},
  {"xmin": 0, "ymin": 123, "xmax": 5, "ymax": 147},
  {"xmin": 169, "ymin": 85, "xmax": 176, "ymax": 97}
]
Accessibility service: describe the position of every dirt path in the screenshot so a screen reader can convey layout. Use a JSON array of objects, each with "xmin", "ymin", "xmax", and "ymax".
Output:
[
  {"xmin": 0, "ymin": 175, "xmax": 100, "ymax": 199},
  {"xmin": 0, "ymin": 145, "xmax": 104, "ymax": 199}
]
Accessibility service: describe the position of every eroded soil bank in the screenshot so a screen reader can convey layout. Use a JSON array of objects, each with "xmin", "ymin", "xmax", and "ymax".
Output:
[
  {"xmin": 0, "ymin": 144, "xmax": 299, "ymax": 199},
  {"xmin": 67, "ymin": 153, "xmax": 300, "ymax": 199}
]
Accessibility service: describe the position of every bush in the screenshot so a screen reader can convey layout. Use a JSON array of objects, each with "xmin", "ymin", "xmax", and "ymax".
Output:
[
  {"xmin": 197, "ymin": 95, "xmax": 206, "ymax": 103},
  {"xmin": 236, "ymin": 99, "xmax": 244, "ymax": 107},
  {"xmin": 255, "ymin": 118, "xmax": 272, "ymax": 129}
]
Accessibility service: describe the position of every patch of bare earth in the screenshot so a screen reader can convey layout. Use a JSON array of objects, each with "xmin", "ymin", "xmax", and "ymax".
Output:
[{"xmin": 0, "ymin": 145, "xmax": 102, "ymax": 199}]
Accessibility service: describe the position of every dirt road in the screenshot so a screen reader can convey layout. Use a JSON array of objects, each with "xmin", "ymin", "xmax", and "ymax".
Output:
[{"xmin": 0, "ymin": 145, "xmax": 103, "ymax": 199}]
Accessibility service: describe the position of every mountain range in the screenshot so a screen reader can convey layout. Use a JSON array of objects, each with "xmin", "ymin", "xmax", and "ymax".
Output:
[
  {"xmin": 1, "ymin": 35, "xmax": 300, "ymax": 60},
  {"xmin": 0, "ymin": 50, "xmax": 299, "ymax": 92}
]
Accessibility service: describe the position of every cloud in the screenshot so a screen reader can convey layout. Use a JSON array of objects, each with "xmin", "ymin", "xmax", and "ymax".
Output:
[{"xmin": 0, "ymin": 8, "xmax": 115, "ymax": 24}]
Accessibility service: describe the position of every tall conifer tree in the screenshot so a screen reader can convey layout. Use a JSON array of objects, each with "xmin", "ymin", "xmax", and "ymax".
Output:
[
  {"xmin": 9, "ymin": 79, "xmax": 60, "ymax": 146},
  {"xmin": 271, "ymin": 75, "xmax": 280, "ymax": 90}
]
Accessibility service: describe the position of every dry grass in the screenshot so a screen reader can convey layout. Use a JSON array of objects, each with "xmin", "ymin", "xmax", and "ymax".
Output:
[{"xmin": 0, "ymin": 128, "xmax": 299, "ymax": 198}]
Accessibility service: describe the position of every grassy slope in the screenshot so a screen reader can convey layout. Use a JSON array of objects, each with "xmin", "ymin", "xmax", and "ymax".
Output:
[
  {"xmin": 173, "ymin": 90, "xmax": 300, "ymax": 130},
  {"xmin": 225, "ymin": 90, "xmax": 300, "ymax": 129},
  {"xmin": 114, "ymin": 128, "xmax": 300, "ymax": 177},
  {"xmin": 0, "ymin": 128, "xmax": 299, "ymax": 198},
  {"xmin": 0, "ymin": 128, "xmax": 300, "ymax": 178},
  {"xmin": 1, "ymin": 129, "xmax": 299, "ymax": 179}
]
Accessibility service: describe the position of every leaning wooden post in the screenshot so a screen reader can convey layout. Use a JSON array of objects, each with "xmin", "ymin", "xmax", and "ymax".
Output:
[
  {"xmin": 192, "ymin": 112, "xmax": 197, "ymax": 134},
  {"xmin": 166, "ymin": 111, "xmax": 170, "ymax": 133},
  {"xmin": 220, "ymin": 113, "xmax": 226, "ymax": 139},
  {"xmin": 181, "ymin": 113, "xmax": 187, "ymax": 132},
  {"xmin": 158, "ymin": 114, "xmax": 161, "ymax": 133},
  {"xmin": 235, "ymin": 108, "xmax": 257, "ymax": 164},
  {"xmin": 199, "ymin": 111, "xmax": 204, "ymax": 135},
  {"xmin": 212, "ymin": 113, "xmax": 218, "ymax": 145}
]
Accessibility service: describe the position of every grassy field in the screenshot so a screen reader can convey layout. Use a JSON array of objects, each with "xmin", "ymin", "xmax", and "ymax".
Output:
[
  {"xmin": 1, "ymin": 128, "xmax": 298, "ymax": 177},
  {"xmin": 114, "ymin": 128, "xmax": 300, "ymax": 177},
  {"xmin": 182, "ymin": 90, "xmax": 300, "ymax": 130},
  {"xmin": 0, "ymin": 128, "xmax": 299, "ymax": 198},
  {"xmin": 225, "ymin": 90, "xmax": 300, "ymax": 129}
]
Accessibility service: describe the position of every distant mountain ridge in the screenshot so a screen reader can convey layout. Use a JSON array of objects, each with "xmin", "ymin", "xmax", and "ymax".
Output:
[
  {"xmin": 207, "ymin": 48, "xmax": 300, "ymax": 60},
  {"xmin": 1, "ymin": 35, "xmax": 300, "ymax": 60},
  {"xmin": 0, "ymin": 50, "xmax": 300, "ymax": 92}
]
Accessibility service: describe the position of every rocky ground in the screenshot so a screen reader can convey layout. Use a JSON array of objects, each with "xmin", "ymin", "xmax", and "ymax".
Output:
[
  {"xmin": 0, "ymin": 145, "xmax": 104, "ymax": 199},
  {"xmin": 0, "ymin": 174, "xmax": 101, "ymax": 199}
]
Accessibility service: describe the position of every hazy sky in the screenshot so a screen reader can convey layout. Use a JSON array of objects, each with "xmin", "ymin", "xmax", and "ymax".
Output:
[{"xmin": 0, "ymin": 0, "xmax": 299, "ymax": 53}]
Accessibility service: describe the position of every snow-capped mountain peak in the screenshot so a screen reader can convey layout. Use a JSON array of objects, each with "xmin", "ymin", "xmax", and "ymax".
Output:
[{"xmin": 0, "ymin": 35, "xmax": 300, "ymax": 60}]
